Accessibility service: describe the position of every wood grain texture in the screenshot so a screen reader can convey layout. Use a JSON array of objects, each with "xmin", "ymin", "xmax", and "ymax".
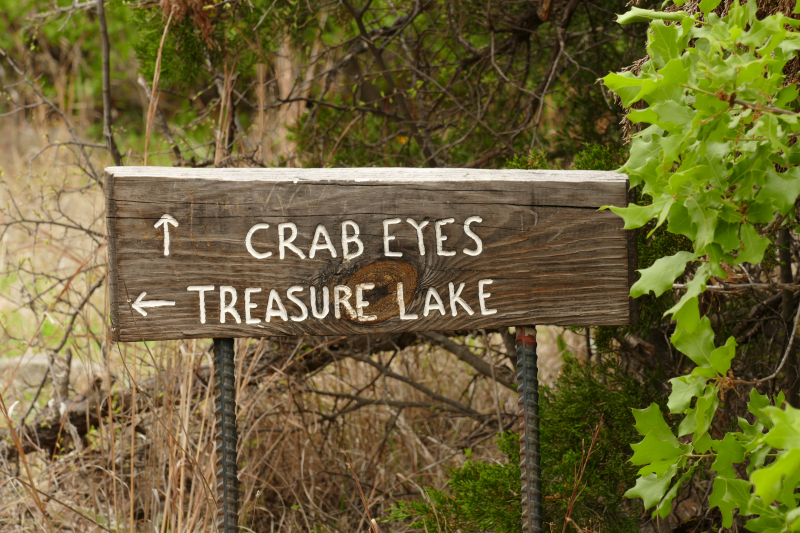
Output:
[{"xmin": 105, "ymin": 167, "xmax": 635, "ymax": 342}]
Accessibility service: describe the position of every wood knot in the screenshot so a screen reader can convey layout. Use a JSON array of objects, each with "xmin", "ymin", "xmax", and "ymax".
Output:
[{"xmin": 342, "ymin": 260, "xmax": 418, "ymax": 323}]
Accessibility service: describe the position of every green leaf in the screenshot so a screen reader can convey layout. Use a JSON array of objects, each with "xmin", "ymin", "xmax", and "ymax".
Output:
[
  {"xmin": 624, "ymin": 464, "xmax": 678, "ymax": 509},
  {"xmin": 709, "ymin": 477, "xmax": 752, "ymax": 528},
  {"xmin": 748, "ymin": 389, "xmax": 774, "ymax": 429},
  {"xmin": 671, "ymin": 316, "xmax": 716, "ymax": 368},
  {"xmin": 699, "ymin": 0, "xmax": 722, "ymax": 17},
  {"xmin": 648, "ymin": 21, "xmax": 685, "ymax": 68},
  {"xmin": 631, "ymin": 251, "xmax": 695, "ymax": 298},
  {"xmin": 630, "ymin": 432, "xmax": 686, "ymax": 466},
  {"xmin": 666, "ymin": 264, "xmax": 711, "ymax": 327},
  {"xmin": 602, "ymin": 71, "xmax": 646, "ymax": 107},
  {"xmin": 710, "ymin": 433, "xmax": 746, "ymax": 478},
  {"xmin": 667, "ymin": 201, "xmax": 694, "ymax": 240},
  {"xmin": 775, "ymin": 84, "xmax": 799, "ymax": 109},
  {"xmin": 630, "ymin": 101, "xmax": 696, "ymax": 135},
  {"xmin": 617, "ymin": 7, "xmax": 691, "ymax": 25},
  {"xmin": 762, "ymin": 404, "xmax": 800, "ymax": 449},
  {"xmin": 668, "ymin": 374, "xmax": 706, "ymax": 413},
  {"xmin": 632, "ymin": 403, "xmax": 678, "ymax": 443},
  {"xmin": 678, "ymin": 383, "xmax": 719, "ymax": 442},
  {"xmin": 654, "ymin": 466, "xmax": 696, "ymax": 519},
  {"xmin": 714, "ymin": 220, "xmax": 741, "ymax": 253},
  {"xmin": 751, "ymin": 448, "xmax": 800, "ymax": 506},
  {"xmin": 672, "ymin": 297, "xmax": 701, "ymax": 333},
  {"xmin": 759, "ymin": 168, "xmax": 800, "ymax": 216},
  {"xmin": 686, "ymin": 197, "xmax": 719, "ymax": 252},
  {"xmin": 738, "ymin": 223, "xmax": 770, "ymax": 265},
  {"xmin": 709, "ymin": 336, "xmax": 737, "ymax": 375},
  {"xmin": 608, "ymin": 196, "xmax": 671, "ymax": 230}
]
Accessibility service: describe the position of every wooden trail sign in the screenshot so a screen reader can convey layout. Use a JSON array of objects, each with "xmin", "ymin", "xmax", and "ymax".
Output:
[{"xmin": 105, "ymin": 167, "xmax": 636, "ymax": 342}]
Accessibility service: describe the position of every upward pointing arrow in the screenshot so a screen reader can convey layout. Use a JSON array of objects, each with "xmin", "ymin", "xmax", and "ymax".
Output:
[{"xmin": 154, "ymin": 214, "xmax": 179, "ymax": 256}]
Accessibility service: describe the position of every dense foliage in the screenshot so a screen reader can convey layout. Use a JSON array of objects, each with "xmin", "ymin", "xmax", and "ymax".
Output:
[
  {"xmin": 386, "ymin": 354, "xmax": 666, "ymax": 532},
  {"xmin": 604, "ymin": 1, "xmax": 800, "ymax": 530}
]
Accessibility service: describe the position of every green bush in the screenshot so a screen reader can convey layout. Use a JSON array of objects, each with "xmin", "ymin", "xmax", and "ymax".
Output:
[
  {"xmin": 385, "ymin": 356, "xmax": 666, "ymax": 533},
  {"xmin": 572, "ymin": 144, "xmax": 627, "ymax": 171}
]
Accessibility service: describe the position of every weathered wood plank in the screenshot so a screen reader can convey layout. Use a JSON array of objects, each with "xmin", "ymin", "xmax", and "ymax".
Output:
[{"xmin": 105, "ymin": 167, "xmax": 635, "ymax": 342}]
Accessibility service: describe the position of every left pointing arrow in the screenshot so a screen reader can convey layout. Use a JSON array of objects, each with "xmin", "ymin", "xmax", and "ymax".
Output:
[{"xmin": 131, "ymin": 292, "xmax": 176, "ymax": 316}]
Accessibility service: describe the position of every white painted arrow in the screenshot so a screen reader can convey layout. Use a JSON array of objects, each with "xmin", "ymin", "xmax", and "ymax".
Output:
[
  {"xmin": 154, "ymin": 214, "xmax": 179, "ymax": 256},
  {"xmin": 131, "ymin": 292, "xmax": 175, "ymax": 317}
]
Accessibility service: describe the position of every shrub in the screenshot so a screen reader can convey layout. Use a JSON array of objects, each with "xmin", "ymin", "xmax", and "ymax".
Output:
[{"xmin": 385, "ymin": 355, "xmax": 666, "ymax": 533}]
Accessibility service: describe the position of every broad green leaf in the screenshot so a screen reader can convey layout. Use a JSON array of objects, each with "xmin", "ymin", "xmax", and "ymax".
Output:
[
  {"xmin": 714, "ymin": 220, "xmax": 741, "ymax": 253},
  {"xmin": 709, "ymin": 477, "xmax": 752, "ymax": 527},
  {"xmin": 624, "ymin": 464, "xmax": 678, "ymax": 509},
  {"xmin": 748, "ymin": 389, "xmax": 774, "ymax": 429},
  {"xmin": 631, "ymin": 251, "xmax": 695, "ymax": 297},
  {"xmin": 710, "ymin": 433, "xmax": 746, "ymax": 478},
  {"xmin": 699, "ymin": 0, "xmax": 721, "ymax": 17},
  {"xmin": 632, "ymin": 403, "xmax": 678, "ymax": 443},
  {"xmin": 655, "ymin": 466, "xmax": 696, "ymax": 519},
  {"xmin": 667, "ymin": 201, "xmax": 694, "ymax": 240},
  {"xmin": 630, "ymin": 101, "xmax": 696, "ymax": 135},
  {"xmin": 602, "ymin": 71, "xmax": 646, "ymax": 107},
  {"xmin": 608, "ymin": 197, "xmax": 671, "ymax": 230},
  {"xmin": 775, "ymin": 84, "xmax": 799, "ymax": 109},
  {"xmin": 678, "ymin": 405, "xmax": 698, "ymax": 437},
  {"xmin": 686, "ymin": 197, "xmax": 718, "ymax": 252},
  {"xmin": 668, "ymin": 374, "xmax": 706, "ymax": 413},
  {"xmin": 630, "ymin": 432, "xmax": 686, "ymax": 465},
  {"xmin": 671, "ymin": 316, "xmax": 716, "ymax": 368},
  {"xmin": 694, "ymin": 431, "xmax": 713, "ymax": 453},
  {"xmin": 751, "ymin": 448, "xmax": 800, "ymax": 506},
  {"xmin": 759, "ymin": 168, "xmax": 800, "ymax": 215},
  {"xmin": 672, "ymin": 297, "xmax": 701, "ymax": 333},
  {"xmin": 738, "ymin": 223, "xmax": 770, "ymax": 264},
  {"xmin": 762, "ymin": 405, "xmax": 800, "ymax": 449},
  {"xmin": 709, "ymin": 336, "xmax": 737, "ymax": 375},
  {"xmin": 693, "ymin": 384, "xmax": 720, "ymax": 443},
  {"xmin": 648, "ymin": 21, "xmax": 685, "ymax": 68},
  {"xmin": 666, "ymin": 264, "xmax": 711, "ymax": 326}
]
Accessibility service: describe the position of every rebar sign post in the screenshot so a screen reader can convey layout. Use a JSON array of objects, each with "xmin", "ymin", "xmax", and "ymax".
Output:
[
  {"xmin": 214, "ymin": 338, "xmax": 239, "ymax": 533},
  {"xmin": 516, "ymin": 326, "xmax": 542, "ymax": 533}
]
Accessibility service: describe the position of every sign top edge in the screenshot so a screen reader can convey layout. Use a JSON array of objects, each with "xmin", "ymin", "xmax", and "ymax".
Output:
[{"xmin": 104, "ymin": 166, "xmax": 628, "ymax": 183}]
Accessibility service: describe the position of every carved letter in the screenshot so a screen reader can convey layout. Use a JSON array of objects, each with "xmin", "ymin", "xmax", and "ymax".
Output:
[
  {"xmin": 341, "ymin": 220, "xmax": 364, "ymax": 261},
  {"xmin": 355, "ymin": 283, "xmax": 378, "ymax": 322},
  {"xmin": 309, "ymin": 224, "xmax": 337, "ymax": 258},
  {"xmin": 310, "ymin": 286, "xmax": 330, "ymax": 319},
  {"xmin": 220, "ymin": 286, "xmax": 242, "ymax": 324},
  {"xmin": 382, "ymin": 218, "xmax": 402, "ymax": 257},
  {"xmin": 406, "ymin": 218, "xmax": 429, "ymax": 255},
  {"xmin": 245, "ymin": 288, "xmax": 262, "ymax": 324},
  {"xmin": 463, "ymin": 216, "xmax": 483, "ymax": 256},
  {"xmin": 188, "ymin": 285, "xmax": 214, "ymax": 324},
  {"xmin": 334, "ymin": 285, "xmax": 357, "ymax": 319},
  {"xmin": 435, "ymin": 219, "xmax": 456, "ymax": 256},
  {"xmin": 287, "ymin": 286, "xmax": 309, "ymax": 322},
  {"xmin": 278, "ymin": 222, "xmax": 306, "ymax": 259},
  {"xmin": 397, "ymin": 282, "xmax": 418, "ymax": 320},
  {"xmin": 478, "ymin": 279, "xmax": 497, "ymax": 315},
  {"xmin": 265, "ymin": 289, "xmax": 288, "ymax": 322},
  {"xmin": 245, "ymin": 223, "xmax": 272, "ymax": 259},
  {"xmin": 448, "ymin": 282, "xmax": 474, "ymax": 317},
  {"xmin": 423, "ymin": 287, "xmax": 446, "ymax": 317}
]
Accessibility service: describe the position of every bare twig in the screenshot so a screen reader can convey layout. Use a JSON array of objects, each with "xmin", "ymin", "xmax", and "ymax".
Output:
[
  {"xmin": 97, "ymin": 0, "xmax": 122, "ymax": 166},
  {"xmin": 144, "ymin": 10, "xmax": 173, "ymax": 166}
]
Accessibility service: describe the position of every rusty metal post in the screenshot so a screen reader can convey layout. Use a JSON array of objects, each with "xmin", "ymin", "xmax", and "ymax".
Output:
[
  {"xmin": 214, "ymin": 338, "xmax": 239, "ymax": 533},
  {"xmin": 516, "ymin": 326, "xmax": 542, "ymax": 533}
]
